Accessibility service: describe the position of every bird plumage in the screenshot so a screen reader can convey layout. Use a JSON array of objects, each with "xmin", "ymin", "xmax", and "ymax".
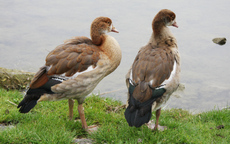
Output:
[
  {"xmin": 125, "ymin": 9, "xmax": 180, "ymax": 130},
  {"xmin": 17, "ymin": 17, "xmax": 121, "ymax": 132}
]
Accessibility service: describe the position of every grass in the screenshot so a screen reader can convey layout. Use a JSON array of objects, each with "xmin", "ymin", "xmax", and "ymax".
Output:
[{"xmin": 0, "ymin": 88, "xmax": 229, "ymax": 144}]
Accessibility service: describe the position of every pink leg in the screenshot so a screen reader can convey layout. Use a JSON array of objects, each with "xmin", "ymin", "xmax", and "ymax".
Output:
[
  {"xmin": 68, "ymin": 99, "xmax": 74, "ymax": 120},
  {"xmin": 146, "ymin": 108, "xmax": 167, "ymax": 131},
  {"xmin": 154, "ymin": 108, "xmax": 161, "ymax": 130},
  {"xmin": 78, "ymin": 104, "xmax": 88, "ymax": 130}
]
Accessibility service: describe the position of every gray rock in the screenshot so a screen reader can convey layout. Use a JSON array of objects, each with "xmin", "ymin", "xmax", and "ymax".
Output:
[
  {"xmin": 212, "ymin": 37, "xmax": 227, "ymax": 45},
  {"xmin": 0, "ymin": 124, "xmax": 14, "ymax": 132},
  {"xmin": 72, "ymin": 138, "xmax": 93, "ymax": 144}
]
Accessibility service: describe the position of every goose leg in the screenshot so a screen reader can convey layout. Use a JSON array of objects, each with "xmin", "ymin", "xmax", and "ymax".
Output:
[
  {"xmin": 78, "ymin": 104, "xmax": 98, "ymax": 133},
  {"xmin": 154, "ymin": 108, "xmax": 167, "ymax": 131},
  {"xmin": 68, "ymin": 99, "xmax": 74, "ymax": 120},
  {"xmin": 154, "ymin": 108, "xmax": 161, "ymax": 130},
  {"xmin": 78, "ymin": 104, "xmax": 88, "ymax": 130}
]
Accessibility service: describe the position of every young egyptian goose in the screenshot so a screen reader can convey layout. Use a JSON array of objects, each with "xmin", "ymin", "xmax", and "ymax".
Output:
[
  {"xmin": 17, "ymin": 16, "xmax": 121, "ymax": 132},
  {"xmin": 124, "ymin": 9, "xmax": 180, "ymax": 131}
]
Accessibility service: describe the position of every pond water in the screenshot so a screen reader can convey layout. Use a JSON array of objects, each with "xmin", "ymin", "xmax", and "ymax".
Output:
[{"xmin": 1, "ymin": 0, "xmax": 230, "ymax": 113}]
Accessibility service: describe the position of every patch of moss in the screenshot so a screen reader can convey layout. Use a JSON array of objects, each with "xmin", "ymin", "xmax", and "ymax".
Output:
[{"xmin": 0, "ymin": 67, "xmax": 34, "ymax": 90}]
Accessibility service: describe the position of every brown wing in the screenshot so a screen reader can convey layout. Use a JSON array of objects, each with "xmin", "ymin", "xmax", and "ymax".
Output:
[
  {"xmin": 30, "ymin": 66, "xmax": 49, "ymax": 89},
  {"xmin": 30, "ymin": 36, "xmax": 100, "ymax": 89},
  {"xmin": 131, "ymin": 44, "xmax": 175, "ymax": 102},
  {"xmin": 45, "ymin": 36, "xmax": 100, "ymax": 76}
]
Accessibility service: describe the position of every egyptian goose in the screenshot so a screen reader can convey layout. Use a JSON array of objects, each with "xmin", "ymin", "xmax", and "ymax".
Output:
[
  {"xmin": 124, "ymin": 9, "xmax": 180, "ymax": 131},
  {"xmin": 17, "ymin": 17, "xmax": 121, "ymax": 132}
]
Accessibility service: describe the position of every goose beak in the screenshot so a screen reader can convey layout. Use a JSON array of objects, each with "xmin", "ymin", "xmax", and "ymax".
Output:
[
  {"xmin": 172, "ymin": 21, "xmax": 178, "ymax": 28},
  {"xmin": 111, "ymin": 25, "xmax": 119, "ymax": 33}
]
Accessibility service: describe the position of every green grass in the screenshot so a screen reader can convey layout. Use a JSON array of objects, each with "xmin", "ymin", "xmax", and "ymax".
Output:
[{"xmin": 0, "ymin": 88, "xmax": 229, "ymax": 144}]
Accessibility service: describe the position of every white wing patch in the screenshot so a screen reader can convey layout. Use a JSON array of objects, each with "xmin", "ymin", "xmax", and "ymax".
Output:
[
  {"xmin": 155, "ymin": 61, "xmax": 177, "ymax": 89},
  {"xmin": 162, "ymin": 61, "xmax": 177, "ymax": 85},
  {"xmin": 129, "ymin": 61, "xmax": 177, "ymax": 88},
  {"xmin": 129, "ymin": 70, "xmax": 136, "ymax": 86},
  {"xmin": 148, "ymin": 61, "xmax": 177, "ymax": 89},
  {"xmin": 51, "ymin": 77, "xmax": 65, "ymax": 82},
  {"xmin": 46, "ymin": 65, "xmax": 97, "ymax": 81},
  {"xmin": 70, "ymin": 65, "xmax": 96, "ymax": 79}
]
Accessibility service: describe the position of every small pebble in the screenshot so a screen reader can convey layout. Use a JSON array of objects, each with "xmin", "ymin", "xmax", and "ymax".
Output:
[
  {"xmin": 212, "ymin": 37, "xmax": 227, "ymax": 45},
  {"xmin": 216, "ymin": 125, "xmax": 224, "ymax": 129}
]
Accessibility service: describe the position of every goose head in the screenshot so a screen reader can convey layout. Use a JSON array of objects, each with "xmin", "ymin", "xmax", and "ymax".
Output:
[
  {"xmin": 163, "ymin": 9, "xmax": 178, "ymax": 28},
  {"xmin": 156, "ymin": 9, "xmax": 178, "ymax": 28},
  {"xmin": 90, "ymin": 17, "xmax": 118, "ymax": 45},
  {"xmin": 152, "ymin": 9, "xmax": 178, "ymax": 36}
]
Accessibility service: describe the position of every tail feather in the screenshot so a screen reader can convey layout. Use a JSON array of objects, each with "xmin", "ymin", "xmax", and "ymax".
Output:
[
  {"xmin": 125, "ymin": 93, "xmax": 155, "ymax": 127},
  {"xmin": 18, "ymin": 99, "xmax": 37, "ymax": 113},
  {"xmin": 17, "ymin": 77, "xmax": 62, "ymax": 113},
  {"xmin": 17, "ymin": 88, "xmax": 47, "ymax": 113},
  {"xmin": 124, "ymin": 81, "xmax": 166, "ymax": 127},
  {"xmin": 125, "ymin": 96, "xmax": 153, "ymax": 127}
]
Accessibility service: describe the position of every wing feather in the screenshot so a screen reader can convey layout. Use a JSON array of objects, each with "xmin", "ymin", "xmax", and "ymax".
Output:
[
  {"xmin": 45, "ymin": 37, "xmax": 100, "ymax": 76},
  {"xmin": 30, "ymin": 66, "xmax": 49, "ymax": 89},
  {"xmin": 30, "ymin": 37, "xmax": 100, "ymax": 89},
  {"xmin": 130, "ymin": 44, "xmax": 175, "ymax": 102}
]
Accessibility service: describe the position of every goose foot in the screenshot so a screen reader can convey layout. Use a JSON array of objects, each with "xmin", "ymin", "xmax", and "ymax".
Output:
[
  {"xmin": 86, "ymin": 125, "xmax": 99, "ymax": 133},
  {"xmin": 146, "ymin": 120, "xmax": 167, "ymax": 131}
]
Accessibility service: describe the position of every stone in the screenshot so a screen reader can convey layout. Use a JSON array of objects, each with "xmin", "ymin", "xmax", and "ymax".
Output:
[
  {"xmin": 72, "ymin": 138, "xmax": 93, "ymax": 144},
  {"xmin": 0, "ymin": 124, "xmax": 14, "ymax": 132},
  {"xmin": 212, "ymin": 37, "xmax": 227, "ymax": 45},
  {"xmin": 216, "ymin": 125, "xmax": 224, "ymax": 129}
]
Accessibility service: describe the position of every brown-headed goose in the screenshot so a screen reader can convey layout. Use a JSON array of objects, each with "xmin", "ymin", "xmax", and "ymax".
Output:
[
  {"xmin": 17, "ymin": 17, "xmax": 121, "ymax": 132},
  {"xmin": 125, "ymin": 9, "xmax": 180, "ymax": 131}
]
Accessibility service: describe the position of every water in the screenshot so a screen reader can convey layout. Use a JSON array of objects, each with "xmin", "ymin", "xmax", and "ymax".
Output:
[{"xmin": 1, "ymin": 0, "xmax": 230, "ymax": 112}]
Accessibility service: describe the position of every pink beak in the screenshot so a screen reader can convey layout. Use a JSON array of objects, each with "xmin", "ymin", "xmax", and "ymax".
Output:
[
  {"xmin": 172, "ymin": 21, "xmax": 179, "ymax": 28},
  {"xmin": 111, "ymin": 25, "xmax": 119, "ymax": 33}
]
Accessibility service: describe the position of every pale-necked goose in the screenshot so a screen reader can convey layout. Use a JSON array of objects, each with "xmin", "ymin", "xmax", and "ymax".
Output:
[
  {"xmin": 125, "ymin": 9, "xmax": 180, "ymax": 131},
  {"xmin": 17, "ymin": 16, "xmax": 122, "ymax": 132}
]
